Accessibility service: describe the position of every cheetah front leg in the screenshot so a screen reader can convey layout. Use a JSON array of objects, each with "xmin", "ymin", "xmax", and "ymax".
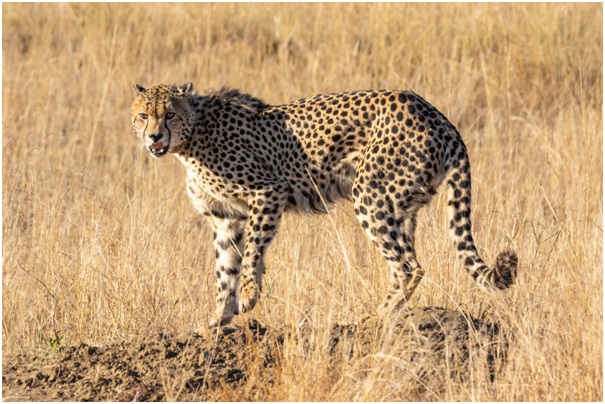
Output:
[
  {"xmin": 209, "ymin": 217, "xmax": 245, "ymax": 328},
  {"xmin": 238, "ymin": 189, "xmax": 287, "ymax": 315}
]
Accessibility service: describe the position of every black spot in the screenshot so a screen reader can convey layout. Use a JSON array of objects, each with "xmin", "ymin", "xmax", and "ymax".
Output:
[{"xmin": 261, "ymin": 224, "xmax": 274, "ymax": 232}]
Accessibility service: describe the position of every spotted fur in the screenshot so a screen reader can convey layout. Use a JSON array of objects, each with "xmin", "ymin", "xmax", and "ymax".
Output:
[{"xmin": 131, "ymin": 83, "xmax": 518, "ymax": 327}]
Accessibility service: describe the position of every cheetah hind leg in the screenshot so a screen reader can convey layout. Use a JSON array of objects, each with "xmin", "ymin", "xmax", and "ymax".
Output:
[
  {"xmin": 378, "ymin": 213, "xmax": 425, "ymax": 316},
  {"xmin": 378, "ymin": 256, "xmax": 425, "ymax": 316},
  {"xmin": 353, "ymin": 192, "xmax": 425, "ymax": 317}
]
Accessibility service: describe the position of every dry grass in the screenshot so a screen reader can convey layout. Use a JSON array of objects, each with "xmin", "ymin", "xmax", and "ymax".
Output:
[{"xmin": 2, "ymin": 2, "xmax": 602, "ymax": 401}]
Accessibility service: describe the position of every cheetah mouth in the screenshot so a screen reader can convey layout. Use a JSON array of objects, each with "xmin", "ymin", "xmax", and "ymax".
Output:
[{"xmin": 149, "ymin": 142, "xmax": 169, "ymax": 157}]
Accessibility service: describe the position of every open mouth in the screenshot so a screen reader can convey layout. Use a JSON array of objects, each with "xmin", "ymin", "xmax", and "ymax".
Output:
[{"xmin": 149, "ymin": 142, "xmax": 169, "ymax": 157}]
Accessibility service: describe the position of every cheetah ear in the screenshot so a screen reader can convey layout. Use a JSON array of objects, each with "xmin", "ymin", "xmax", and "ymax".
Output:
[
  {"xmin": 178, "ymin": 82, "xmax": 193, "ymax": 96},
  {"xmin": 134, "ymin": 84, "xmax": 146, "ymax": 94}
]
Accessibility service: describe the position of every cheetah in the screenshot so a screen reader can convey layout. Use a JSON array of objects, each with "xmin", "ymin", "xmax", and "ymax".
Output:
[{"xmin": 131, "ymin": 83, "xmax": 518, "ymax": 328}]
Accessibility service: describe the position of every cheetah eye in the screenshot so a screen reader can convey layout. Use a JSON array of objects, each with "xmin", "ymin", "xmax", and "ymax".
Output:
[
  {"xmin": 138, "ymin": 113, "xmax": 148, "ymax": 120},
  {"xmin": 165, "ymin": 112, "xmax": 176, "ymax": 120}
]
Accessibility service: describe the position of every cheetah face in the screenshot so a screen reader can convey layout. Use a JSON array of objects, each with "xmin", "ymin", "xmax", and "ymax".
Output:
[{"xmin": 131, "ymin": 83, "xmax": 194, "ymax": 158}]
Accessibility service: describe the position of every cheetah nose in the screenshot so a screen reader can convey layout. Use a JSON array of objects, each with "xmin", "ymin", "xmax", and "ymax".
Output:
[{"xmin": 149, "ymin": 133, "xmax": 162, "ymax": 142}]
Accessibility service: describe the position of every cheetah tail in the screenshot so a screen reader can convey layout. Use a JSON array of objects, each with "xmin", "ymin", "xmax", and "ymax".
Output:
[{"xmin": 444, "ymin": 152, "xmax": 518, "ymax": 291}]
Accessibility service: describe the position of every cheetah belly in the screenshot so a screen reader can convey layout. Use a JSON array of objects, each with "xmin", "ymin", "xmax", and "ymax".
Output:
[{"xmin": 284, "ymin": 152, "xmax": 358, "ymax": 214}]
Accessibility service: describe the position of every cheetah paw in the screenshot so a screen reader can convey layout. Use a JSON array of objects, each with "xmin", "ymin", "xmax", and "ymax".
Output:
[
  {"xmin": 209, "ymin": 312, "xmax": 235, "ymax": 328},
  {"xmin": 239, "ymin": 284, "xmax": 260, "ymax": 313},
  {"xmin": 377, "ymin": 295, "xmax": 408, "ymax": 318}
]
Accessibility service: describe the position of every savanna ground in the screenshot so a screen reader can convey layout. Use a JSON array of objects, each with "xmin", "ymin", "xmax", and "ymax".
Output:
[{"xmin": 2, "ymin": 2, "xmax": 603, "ymax": 401}]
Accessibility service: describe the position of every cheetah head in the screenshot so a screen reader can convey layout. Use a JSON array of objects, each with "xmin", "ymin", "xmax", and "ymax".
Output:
[{"xmin": 131, "ymin": 82, "xmax": 195, "ymax": 158}]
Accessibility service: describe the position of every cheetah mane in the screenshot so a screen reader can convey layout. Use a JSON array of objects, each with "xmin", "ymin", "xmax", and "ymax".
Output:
[{"xmin": 204, "ymin": 86, "xmax": 268, "ymax": 113}]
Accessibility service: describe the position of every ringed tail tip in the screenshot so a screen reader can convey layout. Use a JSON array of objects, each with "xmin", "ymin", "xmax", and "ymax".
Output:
[{"xmin": 492, "ymin": 249, "xmax": 518, "ymax": 290}]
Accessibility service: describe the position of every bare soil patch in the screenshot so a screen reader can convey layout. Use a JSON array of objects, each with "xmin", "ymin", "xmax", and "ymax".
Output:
[{"xmin": 2, "ymin": 307, "xmax": 508, "ymax": 401}]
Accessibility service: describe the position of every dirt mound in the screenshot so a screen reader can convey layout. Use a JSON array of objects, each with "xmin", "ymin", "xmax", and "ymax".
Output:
[
  {"xmin": 2, "ymin": 308, "xmax": 509, "ymax": 401},
  {"xmin": 329, "ymin": 307, "xmax": 509, "ymax": 396}
]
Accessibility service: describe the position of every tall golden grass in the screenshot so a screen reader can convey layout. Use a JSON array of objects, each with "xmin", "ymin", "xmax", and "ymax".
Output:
[{"xmin": 2, "ymin": 2, "xmax": 602, "ymax": 400}]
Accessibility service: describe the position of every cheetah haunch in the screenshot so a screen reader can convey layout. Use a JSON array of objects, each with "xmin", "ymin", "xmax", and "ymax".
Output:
[{"xmin": 131, "ymin": 83, "xmax": 518, "ymax": 327}]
